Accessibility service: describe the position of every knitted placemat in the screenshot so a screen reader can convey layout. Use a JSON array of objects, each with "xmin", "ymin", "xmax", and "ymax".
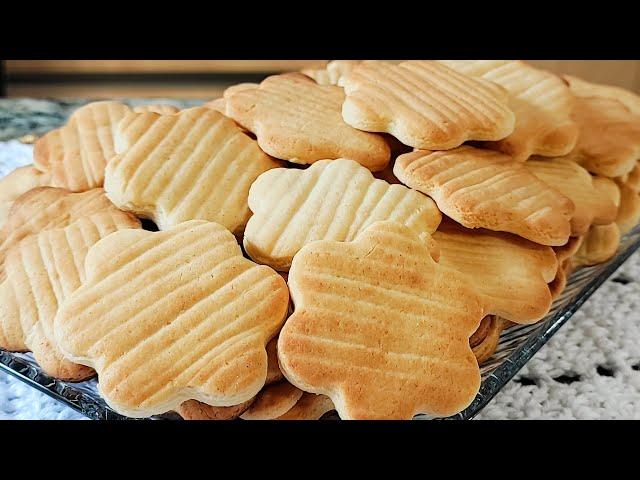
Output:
[{"xmin": 0, "ymin": 139, "xmax": 639, "ymax": 420}]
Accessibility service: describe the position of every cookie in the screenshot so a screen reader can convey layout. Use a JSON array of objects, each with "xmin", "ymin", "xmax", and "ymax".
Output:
[
  {"xmin": 616, "ymin": 163, "xmax": 640, "ymax": 193},
  {"xmin": 240, "ymin": 381, "xmax": 304, "ymax": 420},
  {"xmin": 244, "ymin": 158, "xmax": 441, "ymax": 270},
  {"xmin": 0, "ymin": 165, "xmax": 51, "ymax": 229},
  {"xmin": 525, "ymin": 157, "xmax": 618, "ymax": 236},
  {"xmin": 225, "ymin": 73, "xmax": 390, "ymax": 170},
  {"xmin": 278, "ymin": 221, "xmax": 484, "ymax": 420},
  {"xmin": 469, "ymin": 316, "xmax": 494, "ymax": 348},
  {"xmin": 549, "ymin": 258, "xmax": 573, "ymax": 300},
  {"xmin": 554, "ymin": 235, "xmax": 584, "ymax": 264},
  {"xmin": 0, "ymin": 187, "xmax": 121, "ymax": 281},
  {"xmin": 341, "ymin": 60, "xmax": 515, "ymax": 150},
  {"xmin": 394, "ymin": 146, "xmax": 574, "ymax": 246},
  {"xmin": 276, "ymin": 393, "xmax": 335, "ymax": 420},
  {"xmin": 573, "ymin": 223, "xmax": 620, "ymax": 267},
  {"xmin": 34, "ymin": 101, "xmax": 131, "ymax": 191},
  {"xmin": 104, "ymin": 107, "xmax": 281, "ymax": 234},
  {"xmin": 177, "ymin": 398, "xmax": 255, "ymax": 421},
  {"xmin": 439, "ymin": 60, "xmax": 578, "ymax": 161},
  {"xmin": 564, "ymin": 75, "xmax": 640, "ymax": 116},
  {"xmin": 563, "ymin": 95, "xmax": 640, "ymax": 178},
  {"xmin": 0, "ymin": 210, "xmax": 140, "ymax": 380},
  {"xmin": 616, "ymin": 183, "xmax": 640, "ymax": 235},
  {"xmin": 433, "ymin": 220, "xmax": 558, "ymax": 324},
  {"xmin": 301, "ymin": 60, "xmax": 361, "ymax": 86},
  {"xmin": 472, "ymin": 316, "xmax": 510, "ymax": 365},
  {"xmin": 54, "ymin": 221, "xmax": 289, "ymax": 417}
]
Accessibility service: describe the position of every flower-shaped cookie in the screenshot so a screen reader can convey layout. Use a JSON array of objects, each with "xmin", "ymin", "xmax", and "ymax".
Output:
[{"xmin": 54, "ymin": 220, "xmax": 289, "ymax": 417}]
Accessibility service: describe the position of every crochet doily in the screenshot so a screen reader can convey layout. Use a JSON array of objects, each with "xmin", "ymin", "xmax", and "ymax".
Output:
[{"xmin": 1, "ymin": 138, "xmax": 639, "ymax": 420}]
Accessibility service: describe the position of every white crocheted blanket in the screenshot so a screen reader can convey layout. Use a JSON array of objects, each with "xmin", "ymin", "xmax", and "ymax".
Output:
[{"xmin": 1, "ymin": 139, "xmax": 639, "ymax": 420}]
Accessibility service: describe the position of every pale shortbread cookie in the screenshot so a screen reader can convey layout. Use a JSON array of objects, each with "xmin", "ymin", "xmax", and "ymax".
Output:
[
  {"xmin": 204, "ymin": 98, "xmax": 227, "ymax": 114},
  {"xmin": 616, "ymin": 183, "xmax": 640, "ymax": 235},
  {"xmin": 0, "ymin": 188, "xmax": 121, "ymax": 282},
  {"xmin": 573, "ymin": 223, "xmax": 621, "ymax": 268},
  {"xmin": 439, "ymin": 61, "xmax": 578, "ymax": 162},
  {"xmin": 244, "ymin": 158, "xmax": 441, "ymax": 270},
  {"xmin": 0, "ymin": 165, "xmax": 51, "ymax": 229},
  {"xmin": 564, "ymin": 75, "xmax": 640, "ymax": 116},
  {"xmin": 278, "ymin": 221, "xmax": 484, "ymax": 420},
  {"xmin": 34, "ymin": 101, "xmax": 131, "ymax": 191},
  {"xmin": 276, "ymin": 393, "xmax": 335, "ymax": 420},
  {"xmin": 525, "ymin": 157, "xmax": 618, "ymax": 236},
  {"xmin": 240, "ymin": 381, "xmax": 304, "ymax": 420},
  {"xmin": 341, "ymin": 60, "xmax": 515, "ymax": 150},
  {"xmin": 301, "ymin": 60, "xmax": 361, "ymax": 87},
  {"xmin": 0, "ymin": 211, "xmax": 140, "ymax": 380},
  {"xmin": 54, "ymin": 221, "xmax": 289, "ymax": 418},
  {"xmin": 394, "ymin": 146, "xmax": 574, "ymax": 246},
  {"xmin": 225, "ymin": 73, "xmax": 390, "ymax": 170},
  {"xmin": 104, "ymin": 107, "xmax": 280, "ymax": 234},
  {"xmin": 563, "ymin": 95, "xmax": 640, "ymax": 178},
  {"xmin": 433, "ymin": 220, "xmax": 558, "ymax": 324}
]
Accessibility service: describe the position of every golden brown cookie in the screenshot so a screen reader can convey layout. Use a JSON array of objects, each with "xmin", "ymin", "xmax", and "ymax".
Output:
[
  {"xmin": 341, "ymin": 60, "xmax": 515, "ymax": 150},
  {"xmin": 525, "ymin": 157, "xmax": 618, "ymax": 236},
  {"xmin": 54, "ymin": 221, "xmax": 289, "ymax": 417},
  {"xmin": 225, "ymin": 73, "xmax": 390, "ymax": 170},
  {"xmin": 278, "ymin": 221, "xmax": 484, "ymax": 420},
  {"xmin": 573, "ymin": 223, "xmax": 621, "ymax": 267},
  {"xmin": 276, "ymin": 393, "xmax": 335, "ymax": 420},
  {"xmin": 434, "ymin": 220, "xmax": 558, "ymax": 324},
  {"xmin": 563, "ymin": 95, "xmax": 640, "ymax": 178},
  {"xmin": 394, "ymin": 146, "xmax": 574, "ymax": 246},
  {"xmin": 240, "ymin": 381, "xmax": 304, "ymax": 420},
  {"xmin": 440, "ymin": 60, "xmax": 578, "ymax": 161}
]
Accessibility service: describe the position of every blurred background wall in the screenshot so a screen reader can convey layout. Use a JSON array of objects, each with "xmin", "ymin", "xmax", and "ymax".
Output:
[{"xmin": 2, "ymin": 60, "xmax": 639, "ymax": 99}]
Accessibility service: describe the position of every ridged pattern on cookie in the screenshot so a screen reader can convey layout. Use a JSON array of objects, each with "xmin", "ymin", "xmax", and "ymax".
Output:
[
  {"xmin": 564, "ymin": 95, "xmax": 640, "ymax": 178},
  {"xmin": 341, "ymin": 60, "xmax": 515, "ymax": 150},
  {"xmin": 54, "ymin": 221, "xmax": 289, "ymax": 418},
  {"xmin": 394, "ymin": 146, "xmax": 574, "ymax": 246},
  {"xmin": 0, "ymin": 211, "xmax": 140, "ymax": 380},
  {"xmin": 525, "ymin": 157, "xmax": 618, "ymax": 236},
  {"xmin": 573, "ymin": 223, "xmax": 620, "ymax": 267},
  {"xmin": 244, "ymin": 159, "xmax": 441, "ymax": 270},
  {"xmin": 278, "ymin": 221, "xmax": 484, "ymax": 420},
  {"xmin": 225, "ymin": 73, "xmax": 390, "ymax": 170},
  {"xmin": 0, "ymin": 188, "xmax": 121, "ymax": 282},
  {"xmin": 439, "ymin": 60, "xmax": 578, "ymax": 161},
  {"xmin": 433, "ymin": 221, "xmax": 558, "ymax": 324},
  {"xmin": 104, "ymin": 107, "xmax": 280, "ymax": 234},
  {"xmin": 0, "ymin": 166, "xmax": 51, "ymax": 229},
  {"xmin": 34, "ymin": 101, "xmax": 131, "ymax": 191}
]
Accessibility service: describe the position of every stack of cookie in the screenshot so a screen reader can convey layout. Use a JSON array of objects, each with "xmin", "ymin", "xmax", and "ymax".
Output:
[{"xmin": 1, "ymin": 60, "xmax": 639, "ymax": 420}]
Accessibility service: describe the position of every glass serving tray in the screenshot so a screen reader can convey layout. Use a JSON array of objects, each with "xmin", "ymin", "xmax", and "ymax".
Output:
[{"xmin": 1, "ymin": 98, "xmax": 639, "ymax": 420}]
